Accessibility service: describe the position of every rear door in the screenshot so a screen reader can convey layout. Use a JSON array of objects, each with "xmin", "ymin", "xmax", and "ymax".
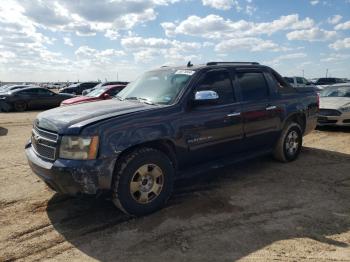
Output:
[
  {"xmin": 236, "ymin": 69, "xmax": 280, "ymax": 150},
  {"xmin": 182, "ymin": 68, "xmax": 244, "ymax": 164}
]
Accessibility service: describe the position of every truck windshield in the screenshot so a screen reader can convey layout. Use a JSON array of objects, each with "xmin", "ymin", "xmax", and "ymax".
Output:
[{"xmin": 117, "ymin": 68, "xmax": 194, "ymax": 105}]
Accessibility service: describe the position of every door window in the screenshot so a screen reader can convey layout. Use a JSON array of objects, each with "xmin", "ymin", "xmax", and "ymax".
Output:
[
  {"xmin": 37, "ymin": 89, "xmax": 53, "ymax": 96},
  {"xmin": 196, "ymin": 70, "xmax": 234, "ymax": 104},
  {"xmin": 17, "ymin": 89, "xmax": 38, "ymax": 95},
  {"xmin": 237, "ymin": 72, "xmax": 269, "ymax": 101}
]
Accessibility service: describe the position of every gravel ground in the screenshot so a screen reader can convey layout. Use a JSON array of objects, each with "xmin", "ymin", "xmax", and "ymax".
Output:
[{"xmin": 0, "ymin": 111, "xmax": 349, "ymax": 262}]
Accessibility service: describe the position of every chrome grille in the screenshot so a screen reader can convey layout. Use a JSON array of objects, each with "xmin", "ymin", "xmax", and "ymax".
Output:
[
  {"xmin": 33, "ymin": 125, "xmax": 58, "ymax": 141},
  {"xmin": 319, "ymin": 109, "xmax": 341, "ymax": 116},
  {"xmin": 31, "ymin": 126, "xmax": 58, "ymax": 161}
]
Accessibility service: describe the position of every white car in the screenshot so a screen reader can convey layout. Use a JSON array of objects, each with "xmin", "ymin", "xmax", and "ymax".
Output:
[
  {"xmin": 315, "ymin": 78, "xmax": 347, "ymax": 90},
  {"xmin": 284, "ymin": 76, "xmax": 315, "ymax": 88},
  {"xmin": 318, "ymin": 85, "xmax": 350, "ymax": 126}
]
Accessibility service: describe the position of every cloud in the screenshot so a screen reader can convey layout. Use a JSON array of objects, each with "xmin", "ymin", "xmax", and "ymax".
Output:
[
  {"xmin": 329, "ymin": 38, "xmax": 350, "ymax": 50},
  {"xmin": 0, "ymin": 0, "xmax": 68, "ymax": 73},
  {"xmin": 121, "ymin": 36, "xmax": 202, "ymax": 63},
  {"xmin": 202, "ymin": 0, "xmax": 241, "ymax": 11},
  {"xmin": 162, "ymin": 14, "xmax": 314, "ymax": 39},
  {"xmin": 334, "ymin": 20, "xmax": 350, "ymax": 30},
  {"xmin": 214, "ymin": 37, "xmax": 287, "ymax": 52},
  {"xmin": 75, "ymin": 46, "xmax": 126, "ymax": 60},
  {"xmin": 266, "ymin": 52, "xmax": 307, "ymax": 66},
  {"xmin": 63, "ymin": 37, "xmax": 73, "ymax": 46},
  {"xmin": 16, "ymin": 0, "xmax": 177, "ymax": 38},
  {"xmin": 286, "ymin": 28, "xmax": 337, "ymax": 41},
  {"xmin": 320, "ymin": 53, "xmax": 350, "ymax": 62},
  {"xmin": 310, "ymin": 0, "xmax": 319, "ymax": 5},
  {"xmin": 327, "ymin": 15, "xmax": 342, "ymax": 25}
]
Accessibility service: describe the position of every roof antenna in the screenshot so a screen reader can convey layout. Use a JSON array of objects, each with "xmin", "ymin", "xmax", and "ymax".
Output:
[{"xmin": 187, "ymin": 61, "xmax": 193, "ymax": 67}]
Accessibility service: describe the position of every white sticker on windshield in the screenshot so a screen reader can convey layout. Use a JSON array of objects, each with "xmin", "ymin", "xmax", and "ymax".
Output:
[{"xmin": 175, "ymin": 70, "xmax": 195, "ymax": 76}]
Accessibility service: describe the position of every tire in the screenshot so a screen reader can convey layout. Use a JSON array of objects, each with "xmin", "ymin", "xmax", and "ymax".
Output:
[
  {"xmin": 14, "ymin": 101, "xmax": 27, "ymax": 112},
  {"xmin": 0, "ymin": 101, "xmax": 11, "ymax": 112},
  {"xmin": 273, "ymin": 122, "xmax": 302, "ymax": 162},
  {"xmin": 112, "ymin": 147, "xmax": 174, "ymax": 216}
]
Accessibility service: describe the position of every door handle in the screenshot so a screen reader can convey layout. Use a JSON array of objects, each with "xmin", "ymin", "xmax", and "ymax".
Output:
[
  {"xmin": 266, "ymin": 105, "xmax": 277, "ymax": 111},
  {"xmin": 227, "ymin": 112, "xmax": 241, "ymax": 117}
]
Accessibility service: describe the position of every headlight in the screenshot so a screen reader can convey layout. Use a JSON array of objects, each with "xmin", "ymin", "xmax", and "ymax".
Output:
[{"xmin": 59, "ymin": 136, "xmax": 99, "ymax": 160}]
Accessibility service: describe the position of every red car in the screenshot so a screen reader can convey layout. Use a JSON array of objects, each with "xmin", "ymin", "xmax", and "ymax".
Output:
[{"xmin": 61, "ymin": 85, "xmax": 126, "ymax": 106}]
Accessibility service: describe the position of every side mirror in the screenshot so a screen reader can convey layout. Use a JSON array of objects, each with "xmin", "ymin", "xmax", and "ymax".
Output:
[
  {"xmin": 102, "ymin": 93, "xmax": 111, "ymax": 99},
  {"xmin": 193, "ymin": 90, "xmax": 219, "ymax": 105}
]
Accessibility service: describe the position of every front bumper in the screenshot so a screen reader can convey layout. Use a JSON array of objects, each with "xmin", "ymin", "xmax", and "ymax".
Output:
[
  {"xmin": 25, "ymin": 142, "xmax": 116, "ymax": 195},
  {"xmin": 317, "ymin": 112, "xmax": 350, "ymax": 126}
]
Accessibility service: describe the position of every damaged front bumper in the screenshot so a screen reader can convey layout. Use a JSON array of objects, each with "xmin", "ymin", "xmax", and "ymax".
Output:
[{"xmin": 25, "ymin": 141, "xmax": 116, "ymax": 195}]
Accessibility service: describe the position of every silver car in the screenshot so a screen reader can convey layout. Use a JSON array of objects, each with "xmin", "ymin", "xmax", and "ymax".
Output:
[{"xmin": 318, "ymin": 85, "xmax": 350, "ymax": 126}]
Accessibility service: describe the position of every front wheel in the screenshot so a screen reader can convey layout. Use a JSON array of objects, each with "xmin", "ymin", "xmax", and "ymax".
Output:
[
  {"xmin": 273, "ymin": 122, "xmax": 302, "ymax": 162},
  {"xmin": 14, "ymin": 101, "xmax": 27, "ymax": 112},
  {"xmin": 112, "ymin": 147, "xmax": 174, "ymax": 216}
]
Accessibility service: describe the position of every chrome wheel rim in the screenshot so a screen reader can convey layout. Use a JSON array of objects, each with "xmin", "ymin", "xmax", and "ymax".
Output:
[
  {"xmin": 285, "ymin": 130, "xmax": 299, "ymax": 156},
  {"xmin": 130, "ymin": 164, "xmax": 164, "ymax": 204}
]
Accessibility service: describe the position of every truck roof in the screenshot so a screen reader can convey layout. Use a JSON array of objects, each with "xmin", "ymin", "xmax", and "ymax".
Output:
[{"xmin": 155, "ymin": 61, "xmax": 267, "ymax": 72}]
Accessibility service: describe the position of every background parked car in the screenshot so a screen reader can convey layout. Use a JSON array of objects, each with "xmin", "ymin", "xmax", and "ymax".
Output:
[
  {"xmin": 0, "ymin": 87, "xmax": 74, "ymax": 112},
  {"xmin": 61, "ymin": 84, "xmax": 126, "ymax": 106},
  {"xmin": 81, "ymin": 81, "xmax": 129, "ymax": 95},
  {"xmin": 45, "ymin": 83, "xmax": 66, "ymax": 89},
  {"xmin": 0, "ymin": 85, "xmax": 34, "ymax": 93},
  {"xmin": 315, "ymin": 78, "xmax": 346, "ymax": 89},
  {"xmin": 318, "ymin": 85, "xmax": 350, "ymax": 126},
  {"xmin": 59, "ymin": 82, "xmax": 99, "ymax": 95},
  {"xmin": 283, "ymin": 76, "xmax": 317, "ymax": 88}
]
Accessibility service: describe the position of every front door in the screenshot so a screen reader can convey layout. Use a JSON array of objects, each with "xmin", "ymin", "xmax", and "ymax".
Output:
[{"xmin": 181, "ymin": 69, "xmax": 244, "ymax": 165}]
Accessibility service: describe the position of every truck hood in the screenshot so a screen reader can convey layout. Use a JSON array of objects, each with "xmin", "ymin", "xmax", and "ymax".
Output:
[
  {"xmin": 319, "ymin": 97, "xmax": 350, "ymax": 109},
  {"xmin": 35, "ymin": 99, "xmax": 156, "ymax": 134}
]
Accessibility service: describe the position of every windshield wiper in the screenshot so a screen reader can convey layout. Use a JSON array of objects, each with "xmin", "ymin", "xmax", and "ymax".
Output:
[{"xmin": 124, "ymin": 96, "xmax": 139, "ymax": 100}]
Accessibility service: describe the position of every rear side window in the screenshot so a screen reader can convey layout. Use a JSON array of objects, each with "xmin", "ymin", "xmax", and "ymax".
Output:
[
  {"xmin": 237, "ymin": 72, "xmax": 269, "ymax": 101},
  {"xmin": 196, "ymin": 70, "xmax": 234, "ymax": 104}
]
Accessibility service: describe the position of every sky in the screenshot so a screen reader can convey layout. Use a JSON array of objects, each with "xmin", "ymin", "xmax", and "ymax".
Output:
[{"xmin": 0, "ymin": 0, "xmax": 349, "ymax": 82}]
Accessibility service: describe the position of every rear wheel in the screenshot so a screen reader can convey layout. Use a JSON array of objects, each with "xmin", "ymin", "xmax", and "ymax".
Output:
[
  {"xmin": 14, "ymin": 101, "xmax": 27, "ymax": 112},
  {"xmin": 273, "ymin": 122, "xmax": 302, "ymax": 162},
  {"xmin": 112, "ymin": 147, "xmax": 174, "ymax": 216}
]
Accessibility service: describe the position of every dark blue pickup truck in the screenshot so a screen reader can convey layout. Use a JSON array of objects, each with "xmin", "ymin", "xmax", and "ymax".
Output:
[{"xmin": 25, "ymin": 62, "xmax": 318, "ymax": 216}]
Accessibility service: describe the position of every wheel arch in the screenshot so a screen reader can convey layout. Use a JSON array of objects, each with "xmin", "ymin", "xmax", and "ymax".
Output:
[
  {"xmin": 282, "ymin": 112, "xmax": 306, "ymax": 134},
  {"xmin": 113, "ymin": 139, "xmax": 178, "ymax": 177}
]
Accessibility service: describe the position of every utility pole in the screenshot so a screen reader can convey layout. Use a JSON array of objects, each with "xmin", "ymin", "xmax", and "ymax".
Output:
[
  {"xmin": 326, "ymin": 69, "xmax": 329, "ymax": 78},
  {"xmin": 302, "ymin": 69, "xmax": 304, "ymax": 78}
]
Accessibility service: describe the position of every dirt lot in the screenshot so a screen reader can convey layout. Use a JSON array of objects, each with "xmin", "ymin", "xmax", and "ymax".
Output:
[{"xmin": 0, "ymin": 111, "xmax": 349, "ymax": 262}]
